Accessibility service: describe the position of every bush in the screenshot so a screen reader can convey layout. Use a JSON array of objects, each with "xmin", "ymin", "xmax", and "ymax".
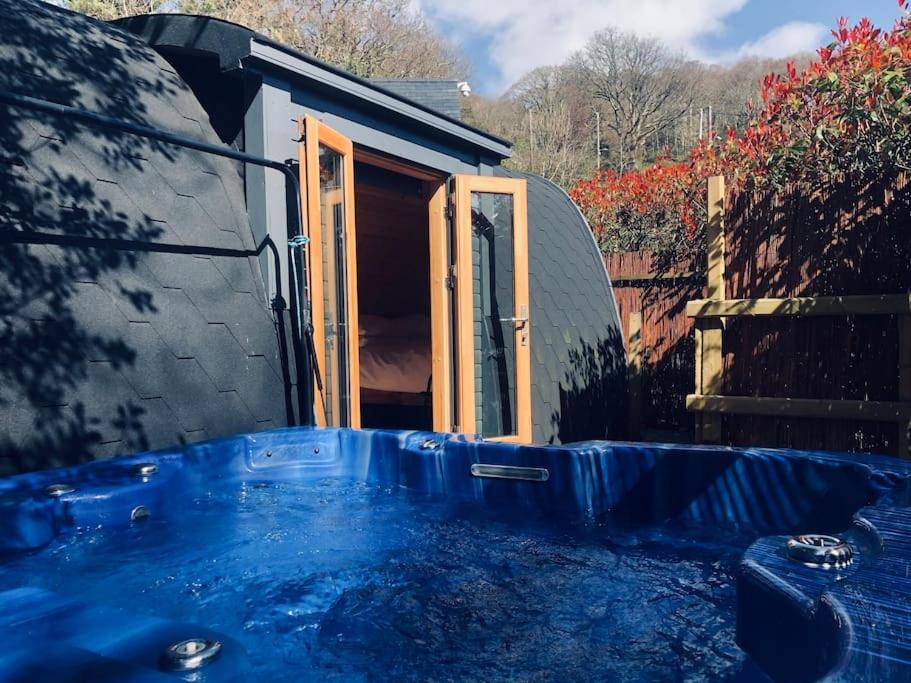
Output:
[{"xmin": 572, "ymin": 4, "xmax": 911, "ymax": 257}]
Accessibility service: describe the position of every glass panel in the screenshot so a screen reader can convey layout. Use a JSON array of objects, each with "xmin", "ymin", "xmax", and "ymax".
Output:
[
  {"xmin": 318, "ymin": 144, "xmax": 349, "ymax": 425},
  {"xmin": 471, "ymin": 191, "xmax": 517, "ymax": 437}
]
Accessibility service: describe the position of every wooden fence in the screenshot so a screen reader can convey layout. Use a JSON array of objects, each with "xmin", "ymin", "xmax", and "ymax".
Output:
[
  {"xmin": 608, "ymin": 172, "xmax": 911, "ymax": 458},
  {"xmin": 605, "ymin": 251, "xmax": 704, "ymax": 435}
]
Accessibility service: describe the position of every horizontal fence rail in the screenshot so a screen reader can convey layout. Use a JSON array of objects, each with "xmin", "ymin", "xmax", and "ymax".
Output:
[
  {"xmin": 688, "ymin": 175, "xmax": 911, "ymax": 458},
  {"xmin": 686, "ymin": 395, "xmax": 911, "ymax": 422},
  {"xmin": 688, "ymin": 294, "xmax": 911, "ymax": 318}
]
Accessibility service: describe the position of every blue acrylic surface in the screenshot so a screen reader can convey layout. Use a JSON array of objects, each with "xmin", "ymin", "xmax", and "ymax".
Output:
[{"xmin": 0, "ymin": 427, "xmax": 908, "ymax": 682}]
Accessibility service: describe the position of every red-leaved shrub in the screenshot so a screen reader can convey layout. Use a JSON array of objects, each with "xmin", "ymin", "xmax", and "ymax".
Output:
[{"xmin": 572, "ymin": 2, "xmax": 911, "ymax": 256}]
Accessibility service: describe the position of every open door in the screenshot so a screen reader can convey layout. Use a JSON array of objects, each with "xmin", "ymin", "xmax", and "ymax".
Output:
[
  {"xmin": 299, "ymin": 115, "xmax": 361, "ymax": 428},
  {"xmin": 452, "ymin": 175, "xmax": 532, "ymax": 442}
]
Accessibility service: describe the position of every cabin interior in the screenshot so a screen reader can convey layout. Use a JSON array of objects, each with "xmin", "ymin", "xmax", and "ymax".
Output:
[{"xmin": 354, "ymin": 159, "xmax": 434, "ymax": 431}]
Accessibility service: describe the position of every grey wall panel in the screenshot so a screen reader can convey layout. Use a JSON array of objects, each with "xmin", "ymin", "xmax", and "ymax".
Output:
[
  {"xmin": 249, "ymin": 68, "xmax": 490, "ymax": 175},
  {"xmin": 246, "ymin": 41, "xmax": 510, "ymax": 160},
  {"xmin": 244, "ymin": 80, "xmax": 294, "ymax": 304},
  {"xmin": 496, "ymin": 170, "xmax": 627, "ymax": 444},
  {"xmin": 0, "ymin": 1, "xmax": 293, "ymax": 474}
]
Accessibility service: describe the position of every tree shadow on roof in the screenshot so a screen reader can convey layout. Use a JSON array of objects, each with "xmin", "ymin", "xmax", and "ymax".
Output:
[
  {"xmin": 549, "ymin": 328, "xmax": 627, "ymax": 444},
  {"xmin": 0, "ymin": 1, "xmax": 287, "ymax": 474}
]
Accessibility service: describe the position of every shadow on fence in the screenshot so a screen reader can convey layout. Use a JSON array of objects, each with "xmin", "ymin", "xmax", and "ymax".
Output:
[
  {"xmin": 721, "ymin": 173, "xmax": 911, "ymax": 455},
  {"xmin": 605, "ymin": 252, "xmax": 704, "ymax": 433},
  {"xmin": 609, "ymin": 172, "xmax": 911, "ymax": 456}
]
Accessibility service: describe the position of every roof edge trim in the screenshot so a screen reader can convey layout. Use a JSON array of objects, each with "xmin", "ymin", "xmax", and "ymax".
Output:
[
  {"xmin": 247, "ymin": 40, "xmax": 512, "ymax": 159},
  {"xmin": 114, "ymin": 13, "xmax": 512, "ymax": 159}
]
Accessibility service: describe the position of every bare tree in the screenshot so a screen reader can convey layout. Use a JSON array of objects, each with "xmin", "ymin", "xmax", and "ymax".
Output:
[
  {"xmin": 63, "ymin": 0, "xmax": 165, "ymax": 20},
  {"xmin": 577, "ymin": 29, "xmax": 694, "ymax": 170},
  {"xmin": 464, "ymin": 65, "xmax": 594, "ymax": 187},
  {"xmin": 64, "ymin": 0, "xmax": 468, "ymax": 79},
  {"xmin": 508, "ymin": 67, "xmax": 594, "ymax": 185},
  {"xmin": 291, "ymin": 0, "xmax": 467, "ymax": 79}
]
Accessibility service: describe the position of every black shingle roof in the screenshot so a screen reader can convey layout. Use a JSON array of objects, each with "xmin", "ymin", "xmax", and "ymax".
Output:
[
  {"xmin": 370, "ymin": 80, "xmax": 463, "ymax": 120},
  {"xmin": 115, "ymin": 13, "xmax": 511, "ymax": 155},
  {"xmin": 0, "ymin": 0, "xmax": 292, "ymax": 474}
]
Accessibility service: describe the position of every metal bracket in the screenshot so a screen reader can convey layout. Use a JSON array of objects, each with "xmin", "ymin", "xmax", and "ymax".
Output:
[
  {"xmin": 270, "ymin": 294, "xmax": 288, "ymax": 312},
  {"xmin": 445, "ymin": 265, "xmax": 456, "ymax": 290},
  {"xmin": 288, "ymin": 235, "xmax": 310, "ymax": 249}
]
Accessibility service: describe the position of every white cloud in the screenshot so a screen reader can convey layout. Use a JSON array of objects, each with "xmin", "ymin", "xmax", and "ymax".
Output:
[
  {"xmin": 418, "ymin": 0, "xmax": 749, "ymax": 91},
  {"xmin": 417, "ymin": 1, "xmax": 831, "ymax": 92},
  {"xmin": 730, "ymin": 21, "xmax": 828, "ymax": 60}
]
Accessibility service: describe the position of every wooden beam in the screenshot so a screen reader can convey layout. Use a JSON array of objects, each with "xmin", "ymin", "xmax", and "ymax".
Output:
[
  {"xmin": 688, "ymin": 294, "xmax": 911, "ymax": 319},
  {"xmin": 627, "ymin": 312, "xmax": 643, "ymax": 439},
  {"xmin": 698, "ymin": 176, "xmax": 725, "ymax": 443},
  {"xmin": 698, "ymin": 320, "xmax": 724, "ymax": 441},
  {"xmin": 686, "ymin": 394, "xmax": 911, "ymax": 422},
  {"xmin": 353, "ymin": 147, "xmax": 445, "ymax": 181},
  {"xmin": 428, "ymin": 180, "xmax": 452, "ymax": 433},
  {"xmin": 706, "ymin": 176, "xmax": 726, "ymax": 301},
  {"xmin": 694, "ymin": 320, "xmax": 704, "ymax": 442}
]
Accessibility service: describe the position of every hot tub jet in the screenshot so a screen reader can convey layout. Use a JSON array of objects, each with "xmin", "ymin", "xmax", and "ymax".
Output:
[
  {"xmin": 160, "ymin": 638, "xmax": 222, "ymax": 671},
  {"xmin": 786, "ymin": 534, "xmax": 854, "ymax": 569}
]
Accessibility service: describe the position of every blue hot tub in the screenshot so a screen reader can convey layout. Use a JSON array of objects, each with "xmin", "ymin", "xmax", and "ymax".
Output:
[{"xmin": 0, "ymin": 428, "xmax": 908, "ymax": 681}]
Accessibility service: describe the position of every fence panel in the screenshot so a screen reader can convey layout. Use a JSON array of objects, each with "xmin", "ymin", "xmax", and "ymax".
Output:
[
  {"xmin": 607, "ymin": 173, "xmax": 911, "ymax": 456},
  {"xmin": 721, "ymin": 174, "xmax": 911, "ymax": 455},
  {"xmin": 605, "ymin": 252, "xmax": 704, "ymax": 432}
]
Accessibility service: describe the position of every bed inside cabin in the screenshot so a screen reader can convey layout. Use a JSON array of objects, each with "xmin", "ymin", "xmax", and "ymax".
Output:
[{"xmin": 354, "ymin": 161, "xmax": 434, "ymax": 430}]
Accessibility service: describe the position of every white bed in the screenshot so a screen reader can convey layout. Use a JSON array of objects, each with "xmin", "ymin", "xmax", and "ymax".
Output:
[{"xmin": 358, "ymin": 314, "xmax": 431, "ymax": 398}]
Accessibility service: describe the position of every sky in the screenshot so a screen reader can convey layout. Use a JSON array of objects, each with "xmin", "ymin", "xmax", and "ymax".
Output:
[{"xmin": 415, "ymin": 0, "xmax": 903, "ymax": 94}]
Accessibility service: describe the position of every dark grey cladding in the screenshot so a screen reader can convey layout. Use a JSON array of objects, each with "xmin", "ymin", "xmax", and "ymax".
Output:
[
  {"xmin": 496, "ymin": 169, "xmax": 627, "ymax": 444},
  {"xmin": 0, "ymin": 0, "xmax": 293, "ymax": 474}
]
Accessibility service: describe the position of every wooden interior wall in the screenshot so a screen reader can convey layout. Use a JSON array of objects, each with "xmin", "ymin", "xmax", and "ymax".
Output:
[{"xmin": 354, "ymin": 182, "xmax": 431, "ymax": 317}]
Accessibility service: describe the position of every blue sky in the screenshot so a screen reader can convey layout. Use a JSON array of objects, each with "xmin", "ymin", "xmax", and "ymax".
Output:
[{"xmin": 415, "ymin": 1, "xmax": 903, "ymax": 94}]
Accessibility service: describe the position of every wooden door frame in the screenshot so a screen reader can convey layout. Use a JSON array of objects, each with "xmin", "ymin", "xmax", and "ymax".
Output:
[
  {"xmin": 426, "ymin": 179, "xmax": 451, "ymax": 432},
  {"xmin": 299, "ymin": 114, "xmax": 361, "ymax": 428},
  {"xmin": 452, "ymin": 175, "xmax": 531, "ymax": 443}
]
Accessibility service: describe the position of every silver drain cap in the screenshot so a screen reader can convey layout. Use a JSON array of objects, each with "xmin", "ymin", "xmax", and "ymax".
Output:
[
  {"xmin": 130, "ymin": 505, "xmax": 150, "ymax": 522},
  {"xmin": 160, "ymin": 638, "xmax": 222, "ymax": 671}
]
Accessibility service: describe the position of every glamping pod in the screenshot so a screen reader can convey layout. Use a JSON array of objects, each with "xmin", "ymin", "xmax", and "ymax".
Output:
[{"xmin": 0, "ymin": 1, "xmax": 623, "ymax": 475}]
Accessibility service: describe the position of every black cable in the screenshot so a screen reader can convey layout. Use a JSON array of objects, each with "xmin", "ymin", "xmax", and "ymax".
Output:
[{"xmin": 0, "ymin": 88, "xmax": 320, "ymax": 424}]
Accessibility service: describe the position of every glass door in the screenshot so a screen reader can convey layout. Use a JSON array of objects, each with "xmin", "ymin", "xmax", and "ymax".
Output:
[
  {"xmin": 299, "ymin": 115, "xmax": 361, "ymax": 428},
  {"xmin": 452, "ymin": 176, "xmax": 531, "ymax": 442}
]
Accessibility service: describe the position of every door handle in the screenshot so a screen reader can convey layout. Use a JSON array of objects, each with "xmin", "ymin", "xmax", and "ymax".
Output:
[
  {"xmin": 501, "ymin": 305, "xmax": 529, "ymax": 346},
  {"xmin": 499, "ymin": 316, "xmax": 528, "ymax": 328}
]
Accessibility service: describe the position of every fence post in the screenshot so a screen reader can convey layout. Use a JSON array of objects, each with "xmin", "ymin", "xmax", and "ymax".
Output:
[
  {"xmin": 900, "ymin": 314, "xmax": 911, "ymax": 459},
  {"xmin": 696, "ymin": 176, "xmax": 726, "ymax": 443},
  {"xmin": 628, "ymin": 312, "xmax": 643, "ymax": 439}
]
